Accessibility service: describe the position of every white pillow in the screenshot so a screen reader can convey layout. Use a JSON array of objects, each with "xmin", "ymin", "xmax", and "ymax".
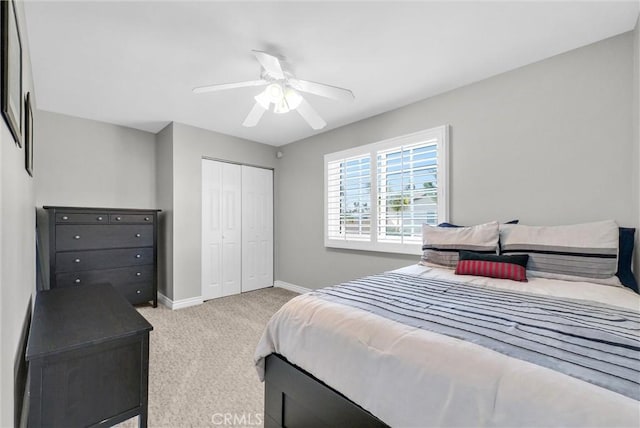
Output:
[
  {"xmin": 421, "ymin": 221, "xmax": 500, "ymax": 268},
  {"xmin": 499, "ymin": 220, "xmax": 620, "ymax": 285}
]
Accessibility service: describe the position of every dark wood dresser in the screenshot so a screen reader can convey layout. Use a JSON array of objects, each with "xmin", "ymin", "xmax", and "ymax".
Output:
[
  {"xmin": 26, "ymin": 283, "xmax": 153, "ymax": 427},
  {"xmin": 43, "ymin": 206, "xmax": 160, "ymax": 307}
]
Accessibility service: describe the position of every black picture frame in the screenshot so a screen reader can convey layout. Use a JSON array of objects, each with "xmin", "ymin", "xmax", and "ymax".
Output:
[
  {"xmin": 25, "ymin": 92, "xmax": 33, "ymax": 177},
  {"xmin": 1, "ymin": 0, "xmax": 23, "ymax": 147}
]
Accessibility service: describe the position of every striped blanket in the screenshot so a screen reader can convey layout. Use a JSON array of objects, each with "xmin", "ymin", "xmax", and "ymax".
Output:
[{"xmin": 312, "ymin": 272, "xmax": 640, "ymax": 400}]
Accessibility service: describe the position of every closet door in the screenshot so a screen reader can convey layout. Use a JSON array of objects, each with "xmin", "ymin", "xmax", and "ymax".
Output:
[
  {"xmin": 201, "ymin": 160, "xmax": 242, "ymax": 300},
  {"xmin": 241, "ymin": 166, "xmax": 274, "ymax": 292}
]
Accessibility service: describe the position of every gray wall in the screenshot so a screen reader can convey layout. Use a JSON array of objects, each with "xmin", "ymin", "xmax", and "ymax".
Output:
[
  {"xmin": 34, "ymin": 110, "xmax": 156, "ymax": 209},
  {"xmin": 276, "ymin": 33, "xmax": 637, "ymax": 289},
  {"xmin": 155, "ymin": 123, "xmax": 174, "ymax": 299},
  {"xmin": 634, "ymin": 17, "xmax": 640, "ymax": 277},
  {"xmin": 170, "ymin": 122, "xmax": 277, "ymax": 301},
  {"xmin": 0, "ymin": 2, "xmax": 36, "ymax": 425}
]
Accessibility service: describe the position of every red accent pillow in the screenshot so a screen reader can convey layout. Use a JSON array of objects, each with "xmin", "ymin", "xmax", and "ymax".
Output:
[{"xmin": 455, "ymin": 260, "xmax": 528, "ymax": 282}]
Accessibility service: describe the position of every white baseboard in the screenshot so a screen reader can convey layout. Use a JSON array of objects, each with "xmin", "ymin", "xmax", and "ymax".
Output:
[
  {"xmin": 158, "ymin": 293, "xmax": 203, "ymax": 310},
  {"xmin": 158, "ymin": 283, "xmax": 307, "ymax": 309},
  {"xmin": 274, "ymin": 280, "xmax": 312, "ymax": 294},
  {"xmin": 157, "ymin": 293, "xmax": 174, "ymax": 309}
]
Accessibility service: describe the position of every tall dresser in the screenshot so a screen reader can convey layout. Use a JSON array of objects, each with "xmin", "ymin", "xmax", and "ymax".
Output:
[{"xmin": 43, "ymin": 206, "xmax": 160, "ymax": 307}]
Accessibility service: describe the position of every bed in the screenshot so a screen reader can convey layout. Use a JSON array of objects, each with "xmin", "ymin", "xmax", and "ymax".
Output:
[{"xmin": 255, "ymin": 221, "xmax": 640, "ymax": 427}]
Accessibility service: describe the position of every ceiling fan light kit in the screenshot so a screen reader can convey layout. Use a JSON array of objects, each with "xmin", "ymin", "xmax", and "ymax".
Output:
[
  {"xmin": 284, "ymin": 87, "xmax": 302, "ymax": 110},
  {"xmin": 273, "ymin": 98, "xmax": 290, "ymax": 115},
  {"xmin": 255, "ymin": 83, "xmax": 302, "ymax": 114},
  {"xmin": 193, "ymin": 50, "xmax": 354, "ymax": 130}
]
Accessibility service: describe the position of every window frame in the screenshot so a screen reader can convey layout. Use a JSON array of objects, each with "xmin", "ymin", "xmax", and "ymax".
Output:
[{"xmin": 324, "ymin": 125, "xmax": 450, "ymax": 255}]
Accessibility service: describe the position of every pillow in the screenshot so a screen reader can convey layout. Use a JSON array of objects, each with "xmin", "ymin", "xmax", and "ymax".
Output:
[
  {"xmin": 438, "ymin": 219, "xmax": 519, "ymax": 228},
  {"xmin": 441, "ymin": 221, "xmax": 519, "ymax": 253},
  {"xmin": 455, "ymin": 250, "xmax": 529, "ymax": 282},
  {"xmin": 421, "ymin": 221, "xmax": 499, "ymax": 268},
  {"xmin": 616, "ymin": 227, "xmax": 638, "ymax": 292},
  {"xmin": 499, "ymin": 220, "xmax": 620, "ymax": 285}
]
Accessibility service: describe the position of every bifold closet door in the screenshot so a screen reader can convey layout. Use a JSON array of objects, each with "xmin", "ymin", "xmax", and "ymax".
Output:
[
  {"xmin": 201, "ymin": 159, "xmax": 242, "ymax": 300},
  {"xmin": 241, "ymin": 165, "xmax": 274, "ymax": 292}
]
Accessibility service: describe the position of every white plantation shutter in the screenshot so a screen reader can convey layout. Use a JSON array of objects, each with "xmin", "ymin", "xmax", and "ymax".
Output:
[
  {"xmin": 377, "ymin": 140, "xmax": 439, "ymax": 244},
  {"xmin": 326, "ymin": 155, "xmax": 371, "ymax": 241},
  {"xmin": 325, "ymin": 125, "xmax": 448, "ymax": 254}
]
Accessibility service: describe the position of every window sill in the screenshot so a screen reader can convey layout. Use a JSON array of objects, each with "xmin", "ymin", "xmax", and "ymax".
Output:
[{"xmin": 324, "ymin": 239, "xmax": 422, "ymax": 256}]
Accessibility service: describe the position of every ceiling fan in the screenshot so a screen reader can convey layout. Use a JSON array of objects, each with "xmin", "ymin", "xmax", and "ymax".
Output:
[{"xmin": 193, "ymin": 50, "xmax": 355, "ymax": 130}]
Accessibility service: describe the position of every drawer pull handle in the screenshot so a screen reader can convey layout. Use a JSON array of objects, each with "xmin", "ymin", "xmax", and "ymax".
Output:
[
  {"xmin": 135, "ymin": 233, "xmax": 141, "ymax": 238},
  {"xmin": 136, "ymin": 290, "xmax": 141, "ymax": 294},
  {"xmin": 61, "ymin": 216, "xmax": 69, "ymax": 220},
  {"xmin": 144, "ymin": 217, "xmax": 150, "ymax": 221},
  {"xmin": 116, "ymin": 216, "xmax": 122, "ymax": 221},
  {"xmin": 74, "ymin": 278, "xmax": 81, "ymax": 284},
  {"xmin": 74, "ymin": 258, "xmax": 81, "ymax": 263},
  {"xmin": 136, "ymin": 272, "xmax": 142, "ymax": 276},
  {"xmin": 74, "ymin": 235, "xmax": 81, "ymax": 240},
  {"xmin": 135, "ymin": 254, "xmax": 142, "ymax": 259},
  {"xmin": 97, "ymin": 216, "xmax": 103, "ymax": 221}
]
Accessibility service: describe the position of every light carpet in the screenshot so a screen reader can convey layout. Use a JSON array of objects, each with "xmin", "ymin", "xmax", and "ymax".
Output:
[{"xmin": 119, "ymin": 287, "xmax": 297, "ymax": 428}]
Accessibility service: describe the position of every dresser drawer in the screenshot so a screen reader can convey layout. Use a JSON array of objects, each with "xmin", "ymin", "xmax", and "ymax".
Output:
[
  {"xmin": 114, "ymin": 282, "xmax": 154, "ymax": 305},
  {"xmin": 56, "ymin": 265, "xmax": 154, "ymax": 288},
  {"xmin": 56, "ymin": 248, "xmax": 154, "ymax": 273},
  {"xmin": 110, "ymin": 214, "xmax": 154, "ymax": 224},
  {"xmin": 56, "ymin": 212, "xmax": 109, "ymax": 224},
  {"xmin": 56, "ymin": 225, "xmax": 154, "ymax": 251}
]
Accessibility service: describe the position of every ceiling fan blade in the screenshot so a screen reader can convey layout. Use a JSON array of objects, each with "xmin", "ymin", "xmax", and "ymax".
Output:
[
  {"xmin": 252, "ymin": 50, "xmax": 285, "ymax": 80},
  {"xmin": 296, "ymin": 98, "xmax": 326, "ymax": 130},
  {"xmin": 289, "ymin": 78, "xmax": 354, "ymax": 102},
  {"xmin": 193, "ymin": 79, "xmax": 267, "ymax": 94},
  {"xmin": 242, "ymin": 102, "xmax": 267, "ymax": 127}
]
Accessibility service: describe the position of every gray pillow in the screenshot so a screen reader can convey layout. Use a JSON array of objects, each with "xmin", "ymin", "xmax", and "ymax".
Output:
[{"xmin": 500, "ymin": 220, "xmax": 620, "ymax": 285}]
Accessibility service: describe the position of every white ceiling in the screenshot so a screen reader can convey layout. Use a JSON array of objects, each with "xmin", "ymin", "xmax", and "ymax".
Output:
[{"xmin": 24, "ymin": 1, "xmax": 639, "ymax": 146}]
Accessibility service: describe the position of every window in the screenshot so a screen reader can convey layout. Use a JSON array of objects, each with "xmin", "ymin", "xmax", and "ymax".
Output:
[{"xmin": 324, "ymin": 125, "xmax": 449, "ymax": 254}]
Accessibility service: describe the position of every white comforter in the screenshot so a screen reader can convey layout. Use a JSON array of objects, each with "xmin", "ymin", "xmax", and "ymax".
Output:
[{"xmin": 255, "ymin": 265, "xmax": 640, "ymax": 427}]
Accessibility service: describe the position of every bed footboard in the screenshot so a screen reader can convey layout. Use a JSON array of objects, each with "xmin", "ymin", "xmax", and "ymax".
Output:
[{"xmin": 263, "ymin": 354, "xmax": 388, "ymax": 428}]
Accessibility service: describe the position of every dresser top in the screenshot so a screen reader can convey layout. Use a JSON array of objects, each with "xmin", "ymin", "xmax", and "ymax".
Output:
[
  {"xmin": 26, "ymin": 283, "xmax": 153, "ymax": 360},
  {"xmin": 43, "ymin": 206, "xmax": 161, "ymax": 212}
]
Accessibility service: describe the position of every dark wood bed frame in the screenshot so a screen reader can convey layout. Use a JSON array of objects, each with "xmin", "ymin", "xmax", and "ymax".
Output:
[{"xmin": 264, "ymin": 354, "xmax": 389, "ymax": 428}]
